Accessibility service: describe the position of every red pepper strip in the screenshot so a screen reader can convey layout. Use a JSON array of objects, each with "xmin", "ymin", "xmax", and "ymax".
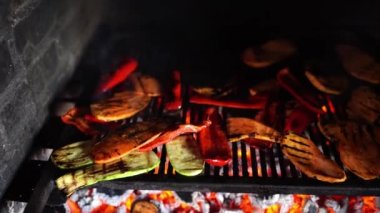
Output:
[
  {"xmin": 165, "ymin": 70, "xmax": 182, "ymax": 111},
  {"xmin": 139, "ymin": 121, "xmax": 211, "ymax": 151},
  {"xmin": 189, "ymin": 95, "xmax": 267, "ymax": 110},
  {"xmin": 61, "ymin": 107, "xmax": 100, "ymax": 135},
  {"xmin": 277, "ymin": 68, "xmax": 325, "ymax": 114},
  {"xmin": 96, "ymin": 58, "xmax": 138, "ymax": 94},
  {"xmin": 284, "ymin": 106, "xmax": 316, "ymax": 134},
  {"xmin": 61, "ymin": 107, "xmax": 119, "ymax": 135},
  {"xmin": 199, "ymin": 107, "xmax": 232, "ymax": 167}
]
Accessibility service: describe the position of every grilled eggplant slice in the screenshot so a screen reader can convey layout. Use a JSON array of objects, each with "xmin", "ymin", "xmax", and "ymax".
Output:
[
  {"xmin": 305, "ymin": 70, "xmax": 349, "ymax": 95},
  {"xmin": 51, "ymin": 140, "xmax": 94, "ymax": 169},
  {"xmin": 336, "ymin": 44, "xmax": 380, "ymax": 84},
  {"xmin": 139, "ymin": 121, "xmax": 211, "ymax": 152},
  {"xmin": 91, "ymin": 119, "xmax": 173, "ymax": 164},
  {"xmin": 243, "ymin": 39, "xmax": 297, "ymax": 69},
  {"xmin": 90, "ymin": 91, "xmax": 151, "ymax": 122},
  {"xmin": 319, "ymin": 121, "xmax": 380, "ymax": 180},
  {"xmin": 227, "ymin": 117, "xmax": 281, "ymax": 148},
  {"xmin": 56, "ymin": 150, "xmax": 160, "ymax": 195},
  {"xmin": 346, "ymin": 86, "xmax": 380, "ymax": 124},
  {"xmin": 130, "ymin": 74, "xmax": 162, "ymax": 97},
  {"xmin": 166, "ymin": 135, "xmax": 204, "ymax": 176},
  {"xmin": 227, "ymin": 117, "xmax": 281, "ymax": 137},
  {"xmin": 281, "ymin": 133, "xmax": 346, "ymax": 183}
]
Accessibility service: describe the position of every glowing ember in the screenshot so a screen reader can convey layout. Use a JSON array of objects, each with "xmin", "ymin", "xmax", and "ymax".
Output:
[
  {"xmin": 362, "ymin": 196, "xmax": 377, "ymax": 213},
  {"xmin": 265, "ymin": 203, "xmax": 281, "ymax": 213},
  {"xmin": 65, "ymin": 188, "xmax": 379, "ymax": 213}
]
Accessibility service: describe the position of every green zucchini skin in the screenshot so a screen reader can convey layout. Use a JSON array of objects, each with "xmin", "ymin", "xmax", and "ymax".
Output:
[
  {"xmin": 56, "ymin": 150, "xmax": 160, "ymax": 195},
  {"xmin": 51, "ymin": 140, "xmax": 94, "ymax": 169},
  {"xmin": 166, "ymin": 135, "xmax": 204, "ymax": 176}
]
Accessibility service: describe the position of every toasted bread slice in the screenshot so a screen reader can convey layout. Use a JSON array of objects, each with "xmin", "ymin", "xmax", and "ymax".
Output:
[
  {"xmin": 281, "ymin": 133, "xmax": 346, "ymax": 183},
  {"xmin": 90, "ymin": 91, "xmax": 151, "ymax": 122}
]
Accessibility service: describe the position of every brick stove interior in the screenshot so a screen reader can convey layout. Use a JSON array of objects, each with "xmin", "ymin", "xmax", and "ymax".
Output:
[{"xmin": 1, "ymin": 1, "xmax": 380, "ymax": 212}]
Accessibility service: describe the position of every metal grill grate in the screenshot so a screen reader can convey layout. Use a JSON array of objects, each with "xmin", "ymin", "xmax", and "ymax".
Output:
[{"xmin": 4, "ymin": 88, "xmax": 380, "ymax": 212}]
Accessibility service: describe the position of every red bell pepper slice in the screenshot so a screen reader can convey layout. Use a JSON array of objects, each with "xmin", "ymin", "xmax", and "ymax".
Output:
[
  {"xmin": 61, "ymin": 107, "xmax": 118, "ymax": 135},
  {"xmin": 277, "ymin": 68, "xmax": 325, "ymax": 114},
  {"xmin": 96, "ymin": 58, "xmax": 138, "ymax": 94},
  {"xmin": 138, "ymin": 121, "xmax": 211, "ymax": 151},
  {"xmin": 199, "ymin": 107, "xmax": 232, "ymax": 167},
  {"xmin": 284, "ymin": 106, "xmax": 316, "ymax": 134},
  {"xmin": 189, "ymin": 95, "xmax": 267, "ymax": 110},
  {"xmin": 164, "ymin": 70, "xmax": 182, "ymax": 111}
]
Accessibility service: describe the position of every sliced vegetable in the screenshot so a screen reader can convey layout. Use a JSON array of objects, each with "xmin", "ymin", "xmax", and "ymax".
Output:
[
  {"xmin": 166, "ymin": 135, "xmax": 204, "ymax": 176},
  {"xmin": 281, "ymin": 132, "xmax": 346, "ymax": 183},
  {"xmin": 51, "ymin": 140, "xmax": 94, "ymax": 169},
  {"xmin": 199, "ymin": 107, "xmax": 232, "ymax": 166},
  {"xmin": 56, "ymin": 150, "xmax": 160, "ymax": 195},
  {"xmin": 227, "ymin": 117, "xmax": 281, "ymax": 148},
  {"xmin": 139, "ymin": 121, "xmax": 211, "ymax": 152},
  {"xmin": 61, "ymin": 107, "xmax": 101, "ymax": 136},
  {"xmin": 165, "ymin": 70, "xmax": 182, "ymax": 111},
  {"xmin": 90, "ymin": 91, "xmax": 151, "ymax": 122},
  {"xmin": 277, "ymin": 68, "xmax": 325, "ymax": 114},
  {"xmin": 91, "ymin": 119, "xmax": 173, "ymax": 164},
  {"xmin": 284, "ymin": 106, "xmax": 316, "ymax": 134},
  {"xmin": 96, "ymin": 58, "xmax": 138, "ymax": 94},
  {"xmin": 189, "ymin": 95, "xmax": 267, "ymax": 110}
]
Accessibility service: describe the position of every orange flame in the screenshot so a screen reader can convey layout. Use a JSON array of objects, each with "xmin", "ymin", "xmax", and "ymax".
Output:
[
  {"xmin": 240, "ymin": 194, "xmax": 256, "ymax": 213},
  {"xmin": 91, "ymin": 203, "xmax": 116, "ymax": 213},
  {"xmin": 125, "ymin": 193, "xmax": 136, "ymax": 211},
  {"xmin": 148, "ymin": 191, "xmax": 177, "ymax": 205},
  {"xmin": 66, "ymin": 199, "xmax": 81, "ymax": 213},
  {"xmin": 265, "ymin": 203, "xmax": 281, "ymax": 213},
  {"xmin": 362, "ymin": 196, "xmax": 377, "ymax": 213},
  {"xmin": 288, "ymin": 194, "xmax": 310, "ymax": 213}
]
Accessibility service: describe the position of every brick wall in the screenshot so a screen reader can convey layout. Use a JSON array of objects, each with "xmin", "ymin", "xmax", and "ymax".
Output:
[{"xmin": 0, "ymin": 0, "xmax": 105, "ymax": 198}]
